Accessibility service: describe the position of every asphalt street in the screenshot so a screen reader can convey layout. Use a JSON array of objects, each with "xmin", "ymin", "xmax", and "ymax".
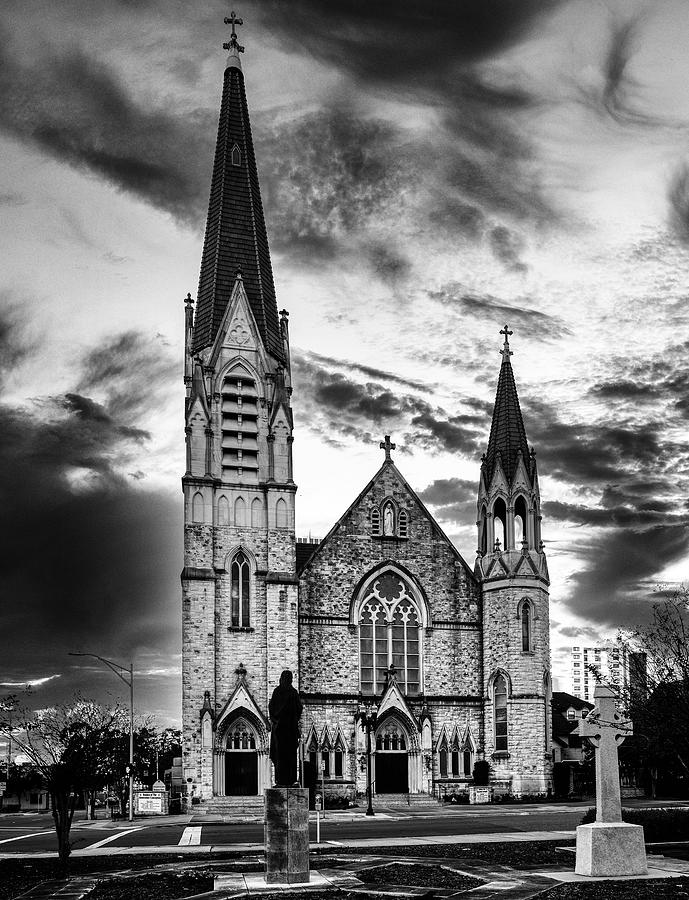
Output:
[{"xmin": 0, "ymin": 803, "xmax": 589, "ymax": 854}]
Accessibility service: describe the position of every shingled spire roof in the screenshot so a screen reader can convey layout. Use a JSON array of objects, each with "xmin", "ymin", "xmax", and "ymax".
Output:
[
  {"xmin": 192, "ymin": 17, "xmax": 282, "ymax": 359},
  {"xmin": 483, "ymin": 326, "xmax": 532, "ymax": 486}
]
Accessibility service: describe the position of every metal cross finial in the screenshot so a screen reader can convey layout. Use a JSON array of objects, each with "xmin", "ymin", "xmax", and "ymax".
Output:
[
  {"xmin": 500, "ymin": 323, "xmax": 513, "ymax": 359},
  {"xmin": 380, "ymin": 435, "xmax": 396, "ymax": 461},
  {"xmin": 223, "ymin": 10, "xmax": 245, "ymax": 53}
]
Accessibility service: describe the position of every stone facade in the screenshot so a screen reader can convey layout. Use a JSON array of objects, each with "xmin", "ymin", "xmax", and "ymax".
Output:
[{"xmin": 181, "ymin": 42, "xmax": 552, "ymax": 806}]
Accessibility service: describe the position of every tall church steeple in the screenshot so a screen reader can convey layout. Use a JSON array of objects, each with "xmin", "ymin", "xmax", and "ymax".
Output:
[{"xmin": 192, "ymin": 12, "xmax": 282, "ymax": 359}]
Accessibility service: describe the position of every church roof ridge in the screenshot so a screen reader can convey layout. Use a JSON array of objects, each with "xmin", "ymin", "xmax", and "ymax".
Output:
[
  {"xmin": 192, "ymin": 14, "xmax": 283, "ymax": 360},
  {"xmin": 483, "ymin": 324, "xmax": 532, "ymax": 486}
]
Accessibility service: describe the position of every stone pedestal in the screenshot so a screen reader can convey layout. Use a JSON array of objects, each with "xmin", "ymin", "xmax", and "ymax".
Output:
[
  {"xmin": 575, "ymin": 823, "xmax": 648, "ymax": 876},
  {"xmin": 265, "ymin": 787, "xmax": 310, "ymax": 884}
]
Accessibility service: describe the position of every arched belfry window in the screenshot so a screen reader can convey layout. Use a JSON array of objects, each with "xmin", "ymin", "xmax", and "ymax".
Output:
[
  {"xmin": 371, "ymin": 507, "xmax": 381, "ymax": 535},
  {"xmin": 514, "ymin": 495, "xmax": 528, "ymax": 547},
  {"xmin": 519, "ymin": 598, "xmax": 533, "ymax": 652},
  {"xmin": 231, "ymin": 550, "xmax": 250, "ymax": 627},
  {"xmin": 231, "ymin": 143, "xmax": 241, "ymax": 166},
  {"xmin": 493, "ymin": 673, "xmax": 508, "ymax": 753},
  {"xmin": 359, "ymin": 571, "xmax": 421, "ymax": 695},
  {"xmin": 398, "ymin": 508, "xmax": 409, "ymax": 538},
  {"xmin": 492, "ymin": 497, "xmax": 507, "ymax": 550}
]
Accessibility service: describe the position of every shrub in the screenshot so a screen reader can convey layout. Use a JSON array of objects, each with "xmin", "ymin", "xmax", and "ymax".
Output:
[
  {"xmin": 579, "ymin": 806, "xmax": 689, "ymax": 842},
  {"xmin": 472, "ymin": 760, "xmax": 491, "ymax": 785}
]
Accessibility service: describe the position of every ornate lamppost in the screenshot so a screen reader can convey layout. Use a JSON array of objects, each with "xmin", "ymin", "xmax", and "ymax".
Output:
[{"xmin": 355, "ymin": 696, "xmax": 378, "ymax": 817}]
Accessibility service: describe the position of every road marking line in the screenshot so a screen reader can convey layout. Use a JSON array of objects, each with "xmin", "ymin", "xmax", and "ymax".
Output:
[
  {"xmin": 84, "ymin": 827, "xmax": 144, "ymax": 850},
  {"xmin": 0, "ymin": 830, "xmax": 54, "ymax": 845},
  {"xmin": 326, "ymin": 840, "xmax": 343, "ymax": 845},
  {"xmin": 178, "ymin": 826, "xmax": 202, "ymax": 846}
]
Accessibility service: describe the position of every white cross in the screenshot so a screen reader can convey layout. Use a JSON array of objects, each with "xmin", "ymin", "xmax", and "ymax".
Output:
[{"xmin": 573, "ymin": 684, "xmax": 632, "ymax": 824}]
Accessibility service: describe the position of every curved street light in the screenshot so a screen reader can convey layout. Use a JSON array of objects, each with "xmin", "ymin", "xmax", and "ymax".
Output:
[{"xmin": 68, "ymin": 653, "xmax": 134, "ymax": 822}]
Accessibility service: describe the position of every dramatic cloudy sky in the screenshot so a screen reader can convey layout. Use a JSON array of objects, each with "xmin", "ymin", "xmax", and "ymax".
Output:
[{"xmin": 2, "ymin": 0, "xmax": 689, "ymax": 725}]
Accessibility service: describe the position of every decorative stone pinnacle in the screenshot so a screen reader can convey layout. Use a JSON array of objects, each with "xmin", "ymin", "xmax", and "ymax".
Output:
[
  {"xmin": 279, "ymin": 309, "xmax": 289, "ymax": 319},
  {"xmin": 223, "ymin": 10, "xmax": 245, "ymax": 53},
  {"xmin": 494, "ymin": 537, "xmax": 501, "ymax": 552},
  {"xmin": 380, "ymin": 434, "xmax": 396, "ymax": 461},
  {"xmin": 185, "ymin": 292, "xmax": 193, "ymax": 305},
  {"xmin": 500, "ymin": 323, "xmax": 514, "ymax": 359}
]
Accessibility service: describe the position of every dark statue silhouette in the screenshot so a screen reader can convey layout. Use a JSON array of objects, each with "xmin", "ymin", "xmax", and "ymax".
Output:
[{"xmin": 268, "ymin": 669, "xmax": 303, "ymax": 786}]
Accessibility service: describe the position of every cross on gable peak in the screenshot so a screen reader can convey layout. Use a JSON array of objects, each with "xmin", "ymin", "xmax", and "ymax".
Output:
[{"xmin": 380, "ymin": 435, "xmax": 396, "ymax": 461}]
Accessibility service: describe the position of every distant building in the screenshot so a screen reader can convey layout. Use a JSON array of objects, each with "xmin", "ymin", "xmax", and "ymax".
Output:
[
  {"xmin": 569, "ymin": 644, "xmax": 630, "ymax": 701},
  {"xmin": 551, "ymin": 691, "xmax": 593, "ymax": 797}
]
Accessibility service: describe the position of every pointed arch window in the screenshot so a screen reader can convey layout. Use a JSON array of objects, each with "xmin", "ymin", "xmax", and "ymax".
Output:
[
  {"xmin": 359, "ymin": 571, "xmax": 421, "ymax": 695},
  {"xmin": 479, "ymin": 505, "xmax": 488, "ymax": 554},
  {"xmin": 234, "ymin": 496, "xmax": 246, "ymax": 526},
  {"xmin": 334, "ymin": 731, "xmax": 346, "ymax": 778},
  {"xmin": 370, "ymin": 507, "xmax": 381, "ymax": 535},
  {"xmin": 231, "ymin": 143, "xmax": 241, "ymax": 166},
  {"xmin": 218, "ymin": 495, "xmax": 230, "ymax": 525},
  {"xmin": 231, "ymin": 550, "xmax": 250, "ymax": 627},
  {"xmin": 398, "ymin": 509, "xmax": 409, "ymax": 538},
  {"xmin": 227, "ymin": 719, "xmax": 256, "ymax": 750},
  {"xmin": 493, "ymin": 497, "xmax": 507, "ymax": 550},
  {"xmin": 519, "ymin": 598, "xmax": 533, "ymax": 652},
  {"xmin": 514, "ymin": 495, "xmax": 528, "ymax": 547},
  {"xmin": 192, "ymin": 491, "xmax": 205, "ymax": 523},
  {"xmin": 438, "ymin": 734, "xmax": 448, "ymax": 777},
  {"xmin": 251, "ymin": 497, "xmax": 263, "ymax": 527},
  {"xmin": 494, "ymin": 674, "xmax": 509, "ymax": 754},
  {"xmin": 276, "ymin": 497, "xmax": 288, "ymax": 529}
]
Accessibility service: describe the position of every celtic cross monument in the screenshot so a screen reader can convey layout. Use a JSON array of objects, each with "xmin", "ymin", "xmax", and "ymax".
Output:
[{"xmin": 573, "ymin": 684, "xmax": 647, "ymax": 876}]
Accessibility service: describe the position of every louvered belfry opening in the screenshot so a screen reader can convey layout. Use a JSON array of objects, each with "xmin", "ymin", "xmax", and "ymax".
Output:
[{"xmin": 221, "ymin": 373, "xmax": 259, "ymax": 481}]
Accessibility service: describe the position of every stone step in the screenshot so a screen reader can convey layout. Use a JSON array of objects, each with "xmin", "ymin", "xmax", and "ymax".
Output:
[
  {"xmin": 202, "ymin": 795, "xmax": 265, "ymax": 816},
  {"xmin": 374, "ymin": 792, "xmax": 440, "ymax": 806}
]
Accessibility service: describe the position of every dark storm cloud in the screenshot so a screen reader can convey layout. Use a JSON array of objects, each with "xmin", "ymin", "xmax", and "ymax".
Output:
[
  {"xmin": 259, "ymin": 0, "xmax": 567, "ymax": 89},
  {"xmin": 566, "ymin": 526, "xmax": 689, "ymax": 629},
  {"xmin": 418, "ymin": 477, "xmax": 477, "ymax": 525},
  {"xmin": 668, "ymin": 163, "xmax": 689, "ymax": 246},
  {"xmin": 292, "ymin": 351, "xmax": 483, "ymax": 455},
  {"xmin": 258, "ymin": 108, "xmax": 409, "ymax": 263},
  {"xmin": 488, "ymin": 225, "xmax": 527, "ymax": 273},
  {"xmin": 0, "ymin": 43, "xmax": 213, "ymax": 225},
  {"xmin": 430, "ymin": 284, "xmax": 569, "ymax": 339},
  {"xmin": 299, "ymin": 351, "xmax": 428, "ymax": 391},
  {"xmin": 0, "ymin": 315, "xmax": 181, "ymax": 688}
]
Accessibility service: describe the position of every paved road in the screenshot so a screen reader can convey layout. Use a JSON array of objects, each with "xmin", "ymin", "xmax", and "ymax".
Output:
[{"xmin": 0, "ymin": 804, "xmax": 588, "ymax": 854}]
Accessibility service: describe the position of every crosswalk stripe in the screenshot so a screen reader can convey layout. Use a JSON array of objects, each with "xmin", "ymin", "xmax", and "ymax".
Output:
[
  {"xmin": 0, "ymin": 830, "xmax": 54, "ymax": 845},
  {"xmin": 178, "ymin": 825, "xmax": 202, "ymax": 846},
  {"xmin": 84, "ymin": 827, "xmax": 144, "ymax": 849}
]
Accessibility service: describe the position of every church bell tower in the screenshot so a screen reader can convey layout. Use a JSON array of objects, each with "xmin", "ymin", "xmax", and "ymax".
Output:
[
  {"xmin": 476, "ymin": 326, "xmax": 552, "ymax": 795},
  {"xmin": 181, "ymin": 15, "xmax": 297, "ymax": 802}
]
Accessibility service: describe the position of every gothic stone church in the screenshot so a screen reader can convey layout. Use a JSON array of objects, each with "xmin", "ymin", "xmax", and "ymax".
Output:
[{"xmin": 182, "ymin": 28, "xmax": 552, "ymax": 807}]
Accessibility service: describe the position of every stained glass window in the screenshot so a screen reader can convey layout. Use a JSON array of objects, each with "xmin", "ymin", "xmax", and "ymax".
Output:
[
  {"xmin": 494, "ymin": 674, "xmax": 508, "ymax": 753},
  {"xmin": 231, "ymin": 550, "xmax": 250, "ymax": 627}
]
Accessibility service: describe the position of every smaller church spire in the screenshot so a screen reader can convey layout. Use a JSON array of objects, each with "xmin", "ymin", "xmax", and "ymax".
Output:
[{"xmin": 223, "ymin": 11, "xmax": 244, "ymax": 70}]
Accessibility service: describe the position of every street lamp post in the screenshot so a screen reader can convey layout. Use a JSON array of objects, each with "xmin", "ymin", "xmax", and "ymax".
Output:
[
  {"xmin": 69, "ymin": 653, "xmax": 134, "ymax": 822},
  {"xmin": 355, "ymin": 698, "xmax": 378, "ymax": 817}
]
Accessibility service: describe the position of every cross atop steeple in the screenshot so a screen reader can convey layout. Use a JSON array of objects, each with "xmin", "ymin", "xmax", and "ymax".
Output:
[
  {"xmin": 223, "ymin": 10, "xmax": 244, "ymax": 53},
  {"xmin": 500, "ymin": 324, "xmax": 513, "ymax": 359},
  {"xmin": 380, "ymin": 435, "xmax": 396, "ymax": 461}
]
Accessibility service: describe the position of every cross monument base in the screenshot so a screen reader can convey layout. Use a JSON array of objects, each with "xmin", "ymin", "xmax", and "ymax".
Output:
[
  {"xmin": 575, "ymin": 822, "xmax": 648, "ymax": 877},
  {"xmin": 264, "ymin": 787, "xmax": 310, "ymax": 884}
]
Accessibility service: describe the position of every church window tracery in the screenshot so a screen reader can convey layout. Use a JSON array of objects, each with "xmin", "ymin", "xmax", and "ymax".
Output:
[
  {"xmin": 359, "ymin": 571, "xmax": 421, "ymax": 695},
  {"xmin": 227, "ymin": 719, "xmax": 256, "ymax": 750},
  {"xmin": 231, "ymin": 550, "xmax": 250, "ymax": 627},
  {"xmin": 376, "ymin": 721, "xmax": 406, "ymax": 751}
]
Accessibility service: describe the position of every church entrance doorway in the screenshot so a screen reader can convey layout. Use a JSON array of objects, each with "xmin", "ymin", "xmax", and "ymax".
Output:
[
  {"xmin": 375, "ymin": 720, "xmax": 409, "ymax": 794},
  {"xmin": 224, "ymin": 719, "xmax": 259, "ymax": 796},
  {"xmin": 225, "ymin": 752, "xmax": 258, "ymax": 795}
]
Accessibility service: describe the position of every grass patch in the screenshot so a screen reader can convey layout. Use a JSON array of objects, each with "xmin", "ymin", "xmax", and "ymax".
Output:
[
  {"xmin": 580, "ymin": 808, "xmax": 689, "ymax": 842},
  {"xmin": 89, "ymin": 870, "xmax": 214, "ymax": 899},
  {"xmin": 545, "ymin": 878, "xmax": 689, "ymax": 899},
  {"xmin": 357, "ymin": 861, "xmax": 483, "ymax": 891}
]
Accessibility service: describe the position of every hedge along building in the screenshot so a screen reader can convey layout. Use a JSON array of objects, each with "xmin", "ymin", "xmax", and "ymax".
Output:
[{"xmin": 181, "ymin": 19, "xmax": 552, "ymax": 808}]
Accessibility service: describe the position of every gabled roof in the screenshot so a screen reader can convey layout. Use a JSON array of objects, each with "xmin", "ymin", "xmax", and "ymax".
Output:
[
  {"xmin": 483, "ymin": 332, "xmax": 532, "ymax": 486},
  {"xmin": 298, "ymin": 458, "xmax": 477, "ymax": 581},
  {"xmin": 192, "ymin": 52, "xmax": 282, "ymax": 360}
]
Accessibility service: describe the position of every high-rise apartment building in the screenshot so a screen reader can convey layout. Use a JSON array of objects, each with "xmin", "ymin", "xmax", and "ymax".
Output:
[{"xmin": 570, "ymin": 644, "xmax": 629, "ymax": 701}]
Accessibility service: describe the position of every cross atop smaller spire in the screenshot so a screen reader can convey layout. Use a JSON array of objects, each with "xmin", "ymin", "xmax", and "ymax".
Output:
[
  {"xmin": 223, "ymin": 11, "xmax": 245, "ymax": 53},
  {"xmin": 500, "ymin": 324, "xmax": 513, "ymax": 360},
  {"xmin": 380, "ymin": 435, "xmax": 396, "ymax": 461}
]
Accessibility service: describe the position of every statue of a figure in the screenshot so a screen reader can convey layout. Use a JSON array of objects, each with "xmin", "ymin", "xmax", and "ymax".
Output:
[
  {"xmin": 383, "ymin": 504, "xmax": 394, "ymax": 535},
  {"xmin": 268, "ymin": 670, "xmax": 303, "ymax": 786}
]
